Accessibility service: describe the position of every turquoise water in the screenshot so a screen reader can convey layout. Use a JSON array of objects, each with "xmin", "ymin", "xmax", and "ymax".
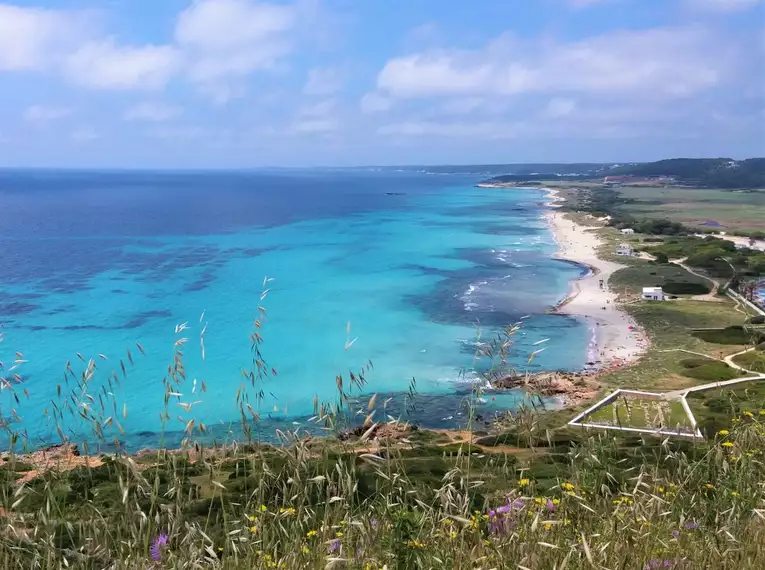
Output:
[{"xmin": 0, "ymin": 170, "xmax": 588, "ymax": 449}]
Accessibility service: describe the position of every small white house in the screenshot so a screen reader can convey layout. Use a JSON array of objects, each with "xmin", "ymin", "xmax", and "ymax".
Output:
[
  {"xmin": 642, "ymin": 287, "xmax": 664, "ymax": 301},
  {"xmin": 621, "ymin": 228, "xmax": 635, "ymax": 235},
  {"xmin": 616, "ymin": 243, "xmax": 634, "ymax": 256}
]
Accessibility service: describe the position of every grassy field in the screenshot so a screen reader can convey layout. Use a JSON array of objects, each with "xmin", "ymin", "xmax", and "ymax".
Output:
[
  {"xmin": 584, "ymin": 394, "xmax": 691, "ymax": 430},
  {"xmin": 616, "ymin": 186, "xmax": 765, "ymax": 232},
  {"xmin": 687, "ymin": 378, "xmax": 765, "ymax": 435},
  {"xmin": 596, "ymin": 299, "xmax": 750, "ymax": 392},
  {"xmin": 608, "ymin": 263, "xmax": 712, "ymax": 297},
  {"xmin": 732, "ymin": 349, "xmax": 765, "ymax": 373}
]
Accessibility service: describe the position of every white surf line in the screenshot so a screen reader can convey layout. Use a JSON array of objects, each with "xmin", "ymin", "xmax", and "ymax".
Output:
[{"xmin": 533, "ymin": 338, "xmax": 550, "ymax": 346}]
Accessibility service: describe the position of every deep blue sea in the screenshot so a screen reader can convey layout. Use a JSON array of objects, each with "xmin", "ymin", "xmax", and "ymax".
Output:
[{"xmin": 0, "ymin": 169, "xmax": 589, "ymax": 450}]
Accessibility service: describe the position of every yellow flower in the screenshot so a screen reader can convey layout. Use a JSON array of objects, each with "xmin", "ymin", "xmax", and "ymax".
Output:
[
  {"xmin": 551, "ymin": 498, "xmax": 560, "ymax": 505},
  {"xmin": 518, "ymin": 478, "xmax": 530, "ymax": 487},
  {"xmin": 718, "ymin": 429, "xmax": 730, "ymax": 435},
  {"xmin": 407, "ymin": 540, "xmax": 425, "ymax": 549},
  {"xmin": 260, "ymin": 505, "xmax": 268, "ymax": 513},
  {"xmin": 657, "ymin": 486, "xmax": 665, "ymax": 493},
  {"xmin": 758, "ymin": 410, "xmax": 765, "ymax": 416},
  {"xmin": 248, "ymin": 515, "xmax": 255, "ymax": 522},
  {"xmin": 301, "ymin": 546, "xmax": 310, "ymax": 554},
  {"xmin": 731, "ymin": 491, "xmax": 740, "ymax": 497},
  {"xmin": 306, "ymin": 530, "xmax": 317, "ymax": 538},
  {"xmin": 249, "ymin": 525, "xmax": 258, "ymax": 534},
  {"xmin": 335, "ymin": 532, "xmax": 344, "ymax": 538},
  {"xmin": 743, "ymin": 411, "xmax": 754, "ymax": 418},
  {"xmin": 449, "ymin": 530, "xmax": 457, "ymax": 539},
  {"xmin": 705, "ymin": 483, "xmax": 714, "ymax": 489},
  {"xmin": 561, "ymin": 482, "xmax": 575, "ymax": 491},
  {"xmin": 722, "ymin": 441, "xmax": 734, "ymax": 448},
  {"xmin": 544, "ymin": 523, "xmax": 552, "ymax": 531}
]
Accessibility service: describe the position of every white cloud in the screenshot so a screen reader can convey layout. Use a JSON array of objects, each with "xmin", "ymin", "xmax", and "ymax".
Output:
[
  {"xmin": 298, "ymin": 99, "xmax": 336, "ymax": 117},
  {"xmin": 304, "ymin": 66, "xmax": 344, "ymax": 95},
  {"xmin": 360, "ymin": 92, "xmax": 394, "ymax": 113},
  {"xmin": 24, "ymin": 105, "xmax": 72, "ymax": 124},
  {"xmin": 689, "ymin": 0, "xmax": 763, "ymax": 12},
  {"xmin": 439, "ymin": 97, "xmax": 486, "ymax": 115},
  {"xmin": 544, "ymin": 98, "xmax": 576, "ymax": 118},
  {"xmin": 0, "ymin": 4, "xmax": 92, "ymax": 71},
  {"xmin": 175, "ymin": 0, "xmax": 295, "ymax": 87},
  {"xmin": 63, "ymin": 40, "xmax": 180, "ymax": 90},
  {"xmin": 376, "ymin": 27, "xmax": 729, "ymax": 100},
  {"xmin": 124, "ymin": 102, "xmax": 183, "ymax": 122},
  {"xmin": 379, "ymin": 121, "xmax": 518, "ymax": 139},
  {"xmin": 70, "ymin": 127, "xmax": 99, "ymax": 142}
]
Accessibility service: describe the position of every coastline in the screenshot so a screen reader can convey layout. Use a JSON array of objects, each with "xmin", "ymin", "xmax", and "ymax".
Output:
[{"xmin": 543, "ymin": 188, "xmax": 648, "ymax": 371}]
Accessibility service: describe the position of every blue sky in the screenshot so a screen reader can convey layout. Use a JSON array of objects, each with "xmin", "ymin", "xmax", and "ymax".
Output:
[{"xmin": 0, "ymin": 0, "xmax": 763, "ymax": 167}]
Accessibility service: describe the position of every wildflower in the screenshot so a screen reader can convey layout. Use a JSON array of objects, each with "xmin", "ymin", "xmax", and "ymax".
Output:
[
  {"xmin": 657, "ymin": 486, "xmax": 665, "ymax": 494},
  {"xmin": 545, "ymin": 499, "xmax": 556, "ymax": 512},
  {"xmin": 759, "ymin": 410, "xmax": 765, "ymax": 416},
  {"xmin": 327, "ymin": 539, "xmax": 341, "ymax": 554},
  {"xmin": 684, "ymin": 521, "xmax": 699, "ymax": 530},
  {"xmin": 544, "ymin": 523, "xmax": 553, "ymax": 531},
  {"xmin": 306, "ymin": 530, "xmax": 318, "ymax": 538},
  {"xmin": 672, "ymin": 530, "xmax": 680, "ymax": 538},
  {"xmin": 718, "ymin": 429, "xmax": 730, "ymax": 435},
  {"xmin": 280, "ymin": 507, "xmax": 296, "ymax": 516},
  {"xmin": 722, "ymin": 441, "xmax": 734, "ymax": 448},
  {"xmin": 518, "ymin": 478, "xmax": 530, "ymax": 487},
  {"xmin": 449, "ymin": 530, "xmax": 457, "ymax": 540},
  {"xmin": 561, "ymin": 482, "xmax": 575, "ymax": 491},
  {"xmin": 731, "ymin": 491, "xmax": 740, "ymax": 497},
  {"xmin": 407, "ymin": 540, "xmax": 425, "ymax": 549},
  {"xmin": 335, "ymin": 531, "xmax": 344, "ymax": 538},
  {"xmin": 705, "ymin": 483, "xmax": 714, "ymax": 489},
  {"xmin": 150, "ymin": 534, "xmax": 168, "ymax": 562},
  {"xmin": 743, "ymin": 410, "xmax": 754, "ymax": 418},
  {"xmin": 247, "ymin": 515, "xmax": 256, "ymax": 522},
  {"xmin": 260, "ymin": 505, "xmax": 268, "ymax": 512},
  {"xmin": 249, "ymin": 526, "xmax": 258, "ymax": 534},
  {"xmin": 302, "ymin": 546, "xmax": 310, "ymax": 554}
]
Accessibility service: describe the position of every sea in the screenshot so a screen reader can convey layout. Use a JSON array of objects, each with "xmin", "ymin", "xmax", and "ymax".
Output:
[{"xmin": 0, "ymin": 169, "xmax": 590, "ymax": 451}]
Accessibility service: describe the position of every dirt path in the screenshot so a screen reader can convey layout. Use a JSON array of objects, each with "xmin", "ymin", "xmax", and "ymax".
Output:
[{"xmin": 675, "ymin": 259, "xmax": 721, "ymax": 302}]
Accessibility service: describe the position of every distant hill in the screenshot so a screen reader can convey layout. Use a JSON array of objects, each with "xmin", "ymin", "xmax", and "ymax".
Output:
[
  {"xmin": 606, "ymin": 158, "xmax": 765, "ymax": 189},
  {"xmin": 476, "ymin": 158, "xmax": 765, "ymax": 189}
]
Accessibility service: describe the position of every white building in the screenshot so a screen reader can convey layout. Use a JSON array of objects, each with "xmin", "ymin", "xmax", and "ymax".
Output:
[
  {"xmin": 621, "ymin": 228, "xmax": 635, "ymax": 235},
  {"xmin": 616, "ymin": 243, "xmax": 634, "ymax": 256},
  {"xmin": 642, "ymin": 287, "xmax": 664, "ymax": 301}
]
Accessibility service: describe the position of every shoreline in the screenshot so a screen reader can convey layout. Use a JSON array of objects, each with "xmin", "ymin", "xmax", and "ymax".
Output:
[{"xmin": 542, "ymin": 188, "xmax": 648, "ymax": 371}]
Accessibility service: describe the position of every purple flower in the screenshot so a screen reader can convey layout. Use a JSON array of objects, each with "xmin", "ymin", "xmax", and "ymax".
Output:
[
  {"xmin": 370, "ymin": 518, "xmax": 379, "ymax": 530},
  {"xmin": 150, "ymin": 534, "xmax": 168, "ymax": 562},
  {"xmin": 546, "ymin": 499, "xmax": 556, "ymax": 512},
  {"xmin": 672, "ymin": 530, "xmax": 680, "ymax": 538},
  {"xmin": 683, "ymin": 521, "xmax": 699, "ymax": 530},
  {"xmin": 327, "ymin": 539, "xmax": 341, "ymax": 554}
]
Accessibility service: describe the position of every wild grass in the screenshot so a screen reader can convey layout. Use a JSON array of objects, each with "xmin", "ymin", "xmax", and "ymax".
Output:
[{"xmin": 2, "ymin": 284, "xmax": 765, "ymax": 569}]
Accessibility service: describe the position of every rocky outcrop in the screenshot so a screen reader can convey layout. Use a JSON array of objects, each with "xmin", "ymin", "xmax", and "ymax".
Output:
[{"xmin": 491, "ymin": 371, "xmax": 600, "ymax": 407}]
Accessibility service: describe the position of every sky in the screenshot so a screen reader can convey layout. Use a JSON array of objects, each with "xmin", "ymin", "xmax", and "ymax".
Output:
[{"xmin": 0, "ymin": 0, "xmax": 763, "ymax": 168}]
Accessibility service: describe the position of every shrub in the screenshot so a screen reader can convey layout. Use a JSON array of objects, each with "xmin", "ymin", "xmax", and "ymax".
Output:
[
  {"xmin": 662, "ymin": 281, "xmax": 711, "ymax": 295},
  {"xmin": 692, "ymin": 326, "xmax": 764, "ymax": 345},
  {"xmin": 679, "ymin": 358, "xmax": 740, "ymax": 381}
]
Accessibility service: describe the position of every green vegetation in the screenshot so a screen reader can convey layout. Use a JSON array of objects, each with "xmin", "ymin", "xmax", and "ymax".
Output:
[
  {"xmin": 691, "ymin": 326, "xmax": 765, "ymax": 346},
  {"xmin": 608, "ymin": 263, "xmax": 711, "ymax": 296},
  {"xmin": 596, "ymin": 299, "xmax": 749, "ymax": 392},
  {"xmin": 583, "ymin": 395, "xmax": 691, "ymax": 430},
  {"xmin": 608, "ymin": 158, "xmax": 765, "ymax": 189},
  {"xmin": 687, "ymin": 380, "xmax": 765, "ymax": 435},
  {"xmin": 732, "ymin": 349, "xmax": 765, "ymax": 373},
  {"xmin": 679, "ymin": 358, "xmax": 741, "ymax": 381}
]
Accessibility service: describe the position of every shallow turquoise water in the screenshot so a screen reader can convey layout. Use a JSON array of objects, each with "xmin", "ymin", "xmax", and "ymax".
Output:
[{"xmin": 0, "ymin": 170, "xmax": 588, "ymax": 449}]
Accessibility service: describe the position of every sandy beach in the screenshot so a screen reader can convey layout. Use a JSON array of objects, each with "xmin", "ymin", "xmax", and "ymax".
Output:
[{"xmin": 544, "ymin": 190, "xmax": 648, "ymax": 370}]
